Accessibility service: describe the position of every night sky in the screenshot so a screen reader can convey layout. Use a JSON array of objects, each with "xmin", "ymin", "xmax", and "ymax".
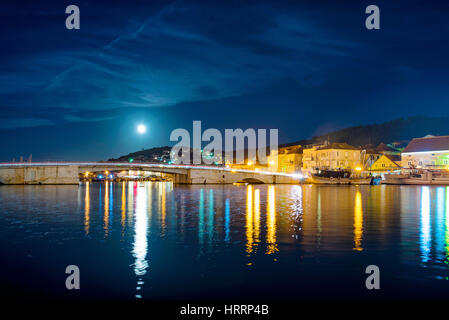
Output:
[{"xmin": 1, "ymin": 0, "xmax": 449, "ymax": 161}]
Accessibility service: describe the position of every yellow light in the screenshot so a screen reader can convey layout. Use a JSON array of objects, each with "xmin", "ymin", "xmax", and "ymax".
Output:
[
  {"xmin": 84, "ymin": 171, "xmax": 89, "ymax": 177},
  {"xmin": 269, "ymin": 161, "xmax": 274, "ymax": 165},
  {"xmin": 247, "ymin": 161, "xmax": 253, "ymax": 166},
  {"xmin": 105, "ymin": 170, "xmax": 109, "ymax": 174},
  {"xmin": 355, "ymin": 167, "xmax": 362, "ymax": 171},
  {"xmin": 255, "ymin": 168, "xmax": 260, "ymax": 171}
]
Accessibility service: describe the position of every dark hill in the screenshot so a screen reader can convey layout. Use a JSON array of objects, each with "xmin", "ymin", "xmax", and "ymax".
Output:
[
  {"xmin": 282, "ymin": 116, "xmax": 449, "ymax": 148},
  {"xmin": 110, "ymin": 116, "xmax": 449, "ymax": 161}
]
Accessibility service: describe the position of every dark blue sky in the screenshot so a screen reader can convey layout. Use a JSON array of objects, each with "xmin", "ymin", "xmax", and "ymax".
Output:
[{"xmin": 1, "ymin": 0, "xmax": 449, "ymax": 160}]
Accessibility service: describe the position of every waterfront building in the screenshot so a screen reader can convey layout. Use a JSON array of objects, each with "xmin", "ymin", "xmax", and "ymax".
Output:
[
  {"xmin": 401, "ymin": 135, "xmax": 449, "ymax": 169},
  {"xmin": 369, "ymin": 154, "xmax": 401, "ymax": 173},
  {"xmin": 302, "ymin": 142, "xmax": 363, "ymax": 171},
  {"xmin": 267, "ymin": 145, "xmax": 302, "ymax": 173}
]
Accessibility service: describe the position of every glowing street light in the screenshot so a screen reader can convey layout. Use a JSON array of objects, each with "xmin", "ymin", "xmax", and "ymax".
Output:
[{"xmin": 137, "ymin": 124, "xmax": 146, "ymax": 134}]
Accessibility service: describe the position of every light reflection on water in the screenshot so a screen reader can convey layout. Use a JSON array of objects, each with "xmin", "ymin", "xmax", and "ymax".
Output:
[
  {"xmin": 1, "ymin": 183, "xmax": 449, "ymax": 299},
  {"xmin": 353, "ymin": 190, "xmax": 363, "ymax": 251}
]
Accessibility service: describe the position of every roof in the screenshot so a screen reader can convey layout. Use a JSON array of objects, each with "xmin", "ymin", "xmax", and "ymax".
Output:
[
  {"xmin": 384, "ymin": 154, "xmax": 401, "ymax": 164},
  {"xmin": 316, "ymin": 142, "xmax": 357, "ymax": 151},
  {"xmin": 279, "ymin": 145, "xmax": 302, "ymax": 154},
  {"xmin": 375, "ymin": 143, "xmax": 397, "ymax": 152},
  {"xmin": 402, "ymin": 135, "xmax": 449, "ymax": 153}
]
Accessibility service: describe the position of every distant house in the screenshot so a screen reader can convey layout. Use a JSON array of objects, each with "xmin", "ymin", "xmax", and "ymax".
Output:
[
  {"xmin": 401, "ymin": 135, "xmax": 449, "ymax": 169},
  {"xmin": 302, "ymin": 142, "xmax": 362, "ymax": 171},
  {"xmin": 362, "ymin": 143, "xmax": 401, "ymax": 170},
  {"xmin": 267, "ymin": 145, "xmax": 302, "ymax": 173},
  {"xmin": 369, "ymin": 154, "xmax": 401, "ymax": 173}
]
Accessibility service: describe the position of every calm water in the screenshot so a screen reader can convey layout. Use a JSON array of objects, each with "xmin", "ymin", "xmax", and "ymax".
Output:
[{"xmin": 0, "ymin": 182, "xmax": 448, "ymax": 300}]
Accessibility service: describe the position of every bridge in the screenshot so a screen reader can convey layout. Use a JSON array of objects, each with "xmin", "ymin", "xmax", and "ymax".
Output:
[{"xmin": 0, "ymin": 162, "xmax": 303, "ymax": 185}]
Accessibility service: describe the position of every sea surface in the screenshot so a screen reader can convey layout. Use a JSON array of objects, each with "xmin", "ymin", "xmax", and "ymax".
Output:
[{"xmin": 0, "ymin": 182, "xmax": 448, "ymax": 299}]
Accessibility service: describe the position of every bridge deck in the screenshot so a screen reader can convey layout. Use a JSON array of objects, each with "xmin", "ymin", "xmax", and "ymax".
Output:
[{"xmin": 0, "ymin": 162, "xmax": 303, "ymax": 185}]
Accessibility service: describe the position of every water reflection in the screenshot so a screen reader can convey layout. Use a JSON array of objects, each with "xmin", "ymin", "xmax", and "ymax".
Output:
[
  {"xmin": 436, "ymin": 188, "xmax": 445, "ymax": 262},
  {"xmin": 254, "ymin": 189, "xmax": 261, "ymax": 249},
  {"xmin": 104, "ymin": 181, "xmax": 109, "ymax": 237},
  {"xmin": 121, "ymin": 182, "xmax": 126, "ymax": 233},
  {"xmin": 67, "ymin": 183, "xmax": 449, "ymax": 297},
  {"xmin": 127, "ymin": 182, "xmax": 134, "ymax": 226},
  {"xmin": 79, "ymin": 183, "xmax": 449, "ymax": 266},
  {"xmin": 246, "ymin": 185, "xmax": 253, "ymax": 255},
  {"xmin": 317, "ymin": 190, "xmax": 321, "ymax": 244},
  {"xmin": 199, "ymin": 189, "xmax": 204, "ymax": 252},
  {"xmin": 266, "ymin": 185, "xmax": 277, "ymax": 254},
  {"xmin": 132, "ymin": 182, "xmax": 149, "ymax": 298},
  {"xmin": 353, "ymin": 191, "xmax": 363, "ymax": 251},
  {"xmin": 208, "ymin": 190, "xmax": 214, "ymax": 245},
  {"xmin": 420, "ymin": 186, "xmax": 431, "ymax": 263},
  {"xmin": 446, "ymin": 187, "xmax": 449, "ymax": 264},
  {"xmin": 84, "ymin": 182, "xmax": 90, "ymax": 235},
  {"xmin": 160, "ymin": 182, "xmax": 166, "ymax": 236},
  {"xmin": 225, "ymin": 198, "xmax": 230, "ymax": 243}
]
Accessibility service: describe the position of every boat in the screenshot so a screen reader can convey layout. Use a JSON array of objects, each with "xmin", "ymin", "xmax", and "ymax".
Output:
[
  {"xmin": 349, "ymin": 177, "xmax": 372, "ymax": 185},
  {"xmin": 384, "ymin": 170, "xmax": 449, "ymax": 185},
  {"xmin": 308, "ymin": 169, "xmax": 372, "ymax": 185},
  {"xmin": 383, "ymin": 173, "xmax": 409, "ymax": 185},
  {"xmin": 402, "ymin": 171, "xmax": 449, "ymax": 185}
]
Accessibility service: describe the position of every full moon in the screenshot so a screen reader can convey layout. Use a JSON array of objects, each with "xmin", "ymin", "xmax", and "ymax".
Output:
[{"xmin": 137, "ymin": 124, "xmax": 146, "ymax": 134}]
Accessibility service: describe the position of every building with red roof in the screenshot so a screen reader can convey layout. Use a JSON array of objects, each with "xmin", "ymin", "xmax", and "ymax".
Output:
[{"xmin": 402, "ymin": 135, "xmax": 449, "ymax": 169}]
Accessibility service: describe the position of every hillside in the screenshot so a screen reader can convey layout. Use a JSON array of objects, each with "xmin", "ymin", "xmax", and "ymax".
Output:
[
  {"xmin": 108, "ymin": 146, "xmax": 172, "ymax": 163},
  {"xmin": 282, "ymin": 116, "xmax": 449, "ymax": 148}
]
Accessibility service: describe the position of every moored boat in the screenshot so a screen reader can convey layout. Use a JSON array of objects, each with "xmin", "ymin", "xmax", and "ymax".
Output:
[
  {"xmin": 384, "ymin": 170, "xmax": 449, "ymax": 185},
  {"xmin": 308, "ymin": 169, "xmax": 372, "ymax": 185},
  {"xmin": 383, "ymin": 173, "xmax": 409, "ymax": 185},
  {"xmin": 309, "ymin": 175, "xmax": 350, "ymax": 184},
  {"xmin": 349, "ymin": 177, "xmax": 372, "ymax": 185},
  {"xmin": 402, "ymin": 171, "xmax": 449, "ymax": 185}
]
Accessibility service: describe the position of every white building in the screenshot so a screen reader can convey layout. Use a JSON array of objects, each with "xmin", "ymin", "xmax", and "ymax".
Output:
[{"xmin": 401, "ymin": 135, "xmax": 449, "ymax": 169}]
